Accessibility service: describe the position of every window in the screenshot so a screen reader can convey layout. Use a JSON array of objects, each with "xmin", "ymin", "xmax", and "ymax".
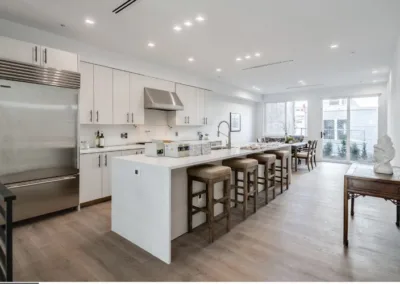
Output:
[
  {"xmin": 337, "ymin": 119, "xmax": 347, "ymax": 140},
  {"xmin": 324, "ymin": 120, "xmax": 335, "ymax": 139},
  {"xmin": 265, "ymin": 101, "xmax": 308, "ymax": 136}
]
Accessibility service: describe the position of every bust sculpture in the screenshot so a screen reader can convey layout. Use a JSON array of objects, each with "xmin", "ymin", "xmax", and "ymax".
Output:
[{"xmin": 373, "ymin": 135, "xmax": 396, "ymax": 175}]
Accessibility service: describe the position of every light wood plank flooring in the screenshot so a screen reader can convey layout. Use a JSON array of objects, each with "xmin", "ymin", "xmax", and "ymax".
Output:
[{"xmin": 13, "ymin": 163, "xmax": 400, "ymax": 281}]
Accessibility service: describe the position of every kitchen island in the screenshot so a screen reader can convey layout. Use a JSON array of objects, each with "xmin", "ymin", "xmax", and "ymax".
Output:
[{"xmin": 111, "ymin": 144, "xmax": 292, "ymax": 264}]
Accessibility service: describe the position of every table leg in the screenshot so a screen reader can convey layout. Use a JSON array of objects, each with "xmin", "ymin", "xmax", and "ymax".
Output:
[
  {"xmin": 343, "ymin": 177, "xmax": 349, "ymax": 246},
  {"xmin": 351, "ymin": 196, "xmax": 354, "ymax": 217},
  {"xmin": 396, "ymin": 204, "xmax": 400, "ymax": 227}
]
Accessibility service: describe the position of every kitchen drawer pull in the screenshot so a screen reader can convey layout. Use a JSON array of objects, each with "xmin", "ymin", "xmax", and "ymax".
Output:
[
  {"xmin": 132, "ymin": 113, "xmax": 134, "ymax": 123},
  {"xmin": 6, "ymin": 175, "xmax": 77, "ymax": 189},
  {"xmin": 127, "ymin": 113, "xmax": 129, "ymax": 123},
  {"xmin": 96, "ymin": 111, "xmax": 99, "ymax": 122},
  {"xmin": 90, "ymin": 110, "xmax": 93, "ymax": 122},
  {"xmin": 98, "ymin": 155, "xmax": 101, "ymax": 167},
  {"xmin": 105, "ymin": 154, "xmax": 108, "ymax": 167},
  {"xmin": 34, "ymin": 46, "xmax": 38, "ymax": 62},
  {"xmin": 44, "ymin": 48, "xmax": 47, "ymax": 64}
]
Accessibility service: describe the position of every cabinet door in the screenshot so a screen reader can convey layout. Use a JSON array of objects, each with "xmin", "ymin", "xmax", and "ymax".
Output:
[
  {"xmin": 197, "ymin": 88, "xmax": 205, "ymax": 126},
  {"xmin": 80, "ymin": 154, "xmax": 102, "ymax": 203},
  {"xmin": 129, "ymin": 73, "xmax": 145, "ymax": 125},
  {"xmin": 102, "ymin": 151, "xmax": 121, "ymax": 197},
  {"xmin": 175, "ymin": 84, "xmax": 195, "ymax": 125},
  {"xmin": 79, "ymin": 62, "xmax": 94, "ymax": 124},
  {"xmin": 203, "ymin": 90, "xmax": 211, "ymax": 125},
  {"xmin": 0, "ymin": 36, "xmax": 39, "ymax": 65},
  {"xmin": 94, "ymin": 65, "xmax": 113, "ymax": 124},
  {"xmin": 186, "ymin": 86, "xmax": 199, "ymax": 125},
  {"xmin": 41, "ymin": 46, "xmax": 78, "ymax": 72},
  {"xmin": 113, "ymin": 70, "xmax": 130, "ymax": 124}
]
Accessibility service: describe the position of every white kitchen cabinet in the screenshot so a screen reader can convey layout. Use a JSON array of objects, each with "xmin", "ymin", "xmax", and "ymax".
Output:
[
  {"xmin": 129, "ymin": 73, "xmax": 146, "ymax": 125},
  {"xmin": 0, "ymin": 36, "xmax": 40, "ymax": 65},
  {"xmin": 113, "ymin": 70, "xmax": 131, "ymax": 124},
  {"xmin": 197, "ymin": 88, "xmax": 206, "ymax": 125},
  {"xmin": 80, "ymin": 153, "xmax": 103, "ymax": 203},
  {"xmin": 102, "ymin": 151, "xmax": 121, "ymax": 197},
  {"xmin": 40, "ymin": 46, "xmax": 78, "ymax": 72},
  {"xmin": 79, "ymin": 62, "xmax": 94, "ymax": 124},
  {"xmin": 94, "ymin": 65, "xmax": 113, "ymax": 124}
]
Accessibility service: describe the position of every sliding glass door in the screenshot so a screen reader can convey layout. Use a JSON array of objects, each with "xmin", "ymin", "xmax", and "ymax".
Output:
[{"xmin": 321, "ymin": 97, "xmax": 378, "ymax": 163}]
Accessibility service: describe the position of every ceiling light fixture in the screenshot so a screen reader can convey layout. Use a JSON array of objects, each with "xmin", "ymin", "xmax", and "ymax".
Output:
[
  {"xmin": 148, "ymin": 42, "xmax": 155, "ymax": 48},
  {"xmin": 184, "ymin": 21, "xmax": 193, "ymax": 27},
  {"xmin": 373, "ymin": 80, "xmax": 378, "ymax": 83},
  {"xmin": 254, "ymin": 53, "xmax": 261, "ymax": 57},
  {"xmin": 216, "ymin": 68, "xmax": 222, "ymax": 72},
  {"xmin": 188, "ymin": 57, "xmax": 195, "ymax": 62},
  {"xmin": 298, "ymin": 80, "xmax": 306, "ymax": 85},
  {"xmin": 173, "ymin": 25, "xmax": 182, "ymax": 31},
  {"xmin": 330, "ymin": 43, "xmax": 339, "ymax": 49},
  {"xmin": 85, "ymin": 18, "xmax": 95, "ymax": 25},
  {"xmin": 252, "ymin": 86, "xmax": 261, "ymax": 91},
  {"xmin": 245, "ymin": 55, "xmax": 252, "ymax": 59},
  {"xmin": 236, "ymin": 57, "xmax": 242, "ymax": 61},
  {"xmin": 196, "ymin": 16, "xmax": 205, "ymax": 22},
  {"xmin": 372, "ymin": 70, "xmax": 378, "ymax": 74}
]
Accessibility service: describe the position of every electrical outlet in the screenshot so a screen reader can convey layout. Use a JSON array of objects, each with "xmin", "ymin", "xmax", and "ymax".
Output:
[
  {"xmin": 175, "ymin": 132, "xmax": 179, "ymax": 137},
  {"xmin": 134, "ymin": 168, "xmax": 140, "ymax": 176}
]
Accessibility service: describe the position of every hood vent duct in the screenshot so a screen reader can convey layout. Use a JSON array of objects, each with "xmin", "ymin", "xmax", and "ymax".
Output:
[
  {"xmin": 242, "ymin": 60, "xmax": 294, "ymax": 71},
  {"xmin": 144, "ymin": 87, "xmax": 184, "ymax": 111},
  {"xmin": 0, "ymin": 58, "xmax": 80, "ymax": 89},
  {"xmin": 112, "ymin": 0, "xmax": 138, "ymax": 14}
]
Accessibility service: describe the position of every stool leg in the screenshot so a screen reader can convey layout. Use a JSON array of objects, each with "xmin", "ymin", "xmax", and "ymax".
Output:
[
  {"xmin": 234, "ymin": 170, "xmax": 238, "ymax": 208},
  {"xmin": 253, "ymin": 168, "xmax": 258, "ymax": 213},
  {"xmin": 280, "ymin": 158, "xmax": 283, "ymax": 194},
  {"xmin": 272, "ymin": 162, "xmax": 276, "ymax": 199},
  {"xmin": 265, "ymin": 163, "xmax": 268, "ymax": 205},
  {"xmin": 207, "ymin": 181, "xmax": 214, "ymax": 243},
  {"xmin": 187, "ymin": 176, "xmax": 193, "ymax": 233},
  {"xmin": 286, "ymin": 157, "xmax": 289, "ymax": 190},
  {"xmin": 243, "ymin": 170, "xmax": 248, "ymax": 220},
  {"xmin": 224, "ymin": 178, "xmax": 231, "ymax": 232}
]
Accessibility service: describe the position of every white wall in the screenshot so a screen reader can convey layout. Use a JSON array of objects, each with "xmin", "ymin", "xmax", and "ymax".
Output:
[
  {"xmin": 387, "ymin": 36, "xmax": 400, "ymax": 167},
  {"xmin": 263, "ymin": 83, "xmax": 387, "ymax": 160},
  {"xmin": 81, "ymin": 94, "xmax": 257, "ymax": 147}
]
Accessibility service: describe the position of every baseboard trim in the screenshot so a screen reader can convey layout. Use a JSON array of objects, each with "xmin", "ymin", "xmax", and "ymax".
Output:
[{"xmin": 80, "ymin": 196, "xmax": 111, "ymax": 208}]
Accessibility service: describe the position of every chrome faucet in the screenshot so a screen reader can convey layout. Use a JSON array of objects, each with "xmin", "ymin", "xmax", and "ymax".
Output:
[{"xmin": 217, "ymin": 120, "xmax": 232, "ymax": 149}]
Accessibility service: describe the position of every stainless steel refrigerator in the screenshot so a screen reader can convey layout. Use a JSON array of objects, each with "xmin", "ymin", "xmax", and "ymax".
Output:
[{"xmin": 0, "ymin": 58, "xmax": 80, "ymax": 222}]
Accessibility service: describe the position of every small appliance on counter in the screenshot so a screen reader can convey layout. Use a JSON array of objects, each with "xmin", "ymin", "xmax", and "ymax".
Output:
[
  {"xmin": 189, "ymin": 142, "xmax": 202, "ymax": 156},
  {"xmin": 145, "ymin": 142, "xmax": 165, "ymax": 157},
  {"xmin": 201, "ymin": 142, "xmax": 212, "ymax": 155},
  {"xmin": 165, "ymin": 143, "xmax": 190, "ymax": 158}
]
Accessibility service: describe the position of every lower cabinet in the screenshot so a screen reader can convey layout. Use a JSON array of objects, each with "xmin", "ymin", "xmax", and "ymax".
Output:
[{"xmin": 79, "ymin": 149, "xmax": 144, "ymax": 204}]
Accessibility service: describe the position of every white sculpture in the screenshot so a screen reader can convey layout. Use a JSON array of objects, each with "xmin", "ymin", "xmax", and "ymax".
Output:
[{"xmin": 373, "ymin": 135, "xmax": 396, "ymax": 175}]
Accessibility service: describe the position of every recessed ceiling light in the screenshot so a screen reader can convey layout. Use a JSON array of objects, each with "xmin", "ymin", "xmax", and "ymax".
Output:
[
  {"xmin": 236, "ymin": 57, "xmax": 242, "ymax": 61},
  {"xmin": 196, "ymin": 16, "xmax": 205, "ymax": 22},
  {"xmin": 85, "ymin": 18, "xmax": 95, "ymax": 25},
  {"xmin": 184, "ymin": 21, "xmax": 193, "ymax": 27},
  {"xmin": 173, "ymin": 25, "xmax": 182, "ymax": 31},
  {"xmin": 188, "ymin": 57, "xmax": 195, "ymax": 62},
  {"xmin": 147, "ymin": 42, "xmax": 155, "ymax": 48},
  {"xmin": 245, "ymin": 55, "xmax": 252, "ymax": 59},
  {"xmin": 254, "ymin": 53, "xmax": 261, "ymax": 57},
  {"xmin": 298, "ymin": 80, "xmax": 306, "ymax": 85},
  {"xmin": 330, "ymin": 44, "xmax": 339, "ymax": 49},
  {"xmin": 253, "ymin": 86, "xmax": 261, "ymax": 91},
  {"xmin": 373, "ymin": 80, "xmax": 378, "ymax": 83},
  {"xmin": 372, "ymin": 70, "xmax": 378, "ymax": 74},
  {"xmin": 216, "ymin": 68, "xmax": 222, "ymax": 72}
]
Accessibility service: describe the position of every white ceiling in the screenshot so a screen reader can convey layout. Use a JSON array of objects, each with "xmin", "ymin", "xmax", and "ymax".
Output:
[{"xmin": 0, "ymin": 0, "xmax": 399, "ymax": 94}]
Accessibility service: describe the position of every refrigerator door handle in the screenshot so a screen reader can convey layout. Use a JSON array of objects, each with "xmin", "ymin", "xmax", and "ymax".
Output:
[{"xmin": 6, "ymin": 175, "xmax": 78, "ymax": 189}]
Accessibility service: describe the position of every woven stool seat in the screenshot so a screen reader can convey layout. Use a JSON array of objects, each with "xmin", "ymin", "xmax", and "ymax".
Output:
[
  {"xmin": 188, "ymin": 165, "xmax": 231, "ymax": 180},
  {"xmin": 222, "ymin": 158, "xmax": 258, "ymax": 170}
]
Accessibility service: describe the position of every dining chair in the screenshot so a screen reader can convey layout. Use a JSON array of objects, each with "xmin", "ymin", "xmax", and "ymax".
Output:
[
  {"xmin": 296, "ymin": 141, "xmax": 314, "ymax": 171},
  {"xmin": 312, "ymin": 140, "xmax": 318, "ymax": 167}
]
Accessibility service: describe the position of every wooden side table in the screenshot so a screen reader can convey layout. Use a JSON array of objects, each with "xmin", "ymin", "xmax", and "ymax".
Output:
[{"xmin": 343, "ymin": 163, "xmax": 400, "ymax": 246}]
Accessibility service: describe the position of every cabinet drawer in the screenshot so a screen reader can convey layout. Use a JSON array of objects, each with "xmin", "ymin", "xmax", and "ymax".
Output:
[{"xmin": 349, "ymin": 179, "xmax": 400, "ymax": 199}]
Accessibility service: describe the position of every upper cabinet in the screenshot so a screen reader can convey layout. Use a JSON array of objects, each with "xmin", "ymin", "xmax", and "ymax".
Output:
[
  {"xmin": 80, "ymin": 62, "xmax": 113, "ymax": 125},
  {"xmin": 0, "ymin": 36, "xmax": 78, "ymax": 72},
  {"xmin": 113, "ymin": 69, "xmax": 130, "ymax": 125},
  {"xmin": 168, "ymin": 84, "xmax": 209, "ymax": 126}
]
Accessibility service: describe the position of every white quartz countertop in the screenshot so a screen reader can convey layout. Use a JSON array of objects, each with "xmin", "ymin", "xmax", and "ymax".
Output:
[
  {"xmin": 80, "ymin": 144, "xmax": 145, "ymax": 154},
  {"xmin": 116, "ymin": 144, "xmax": 290, "ymax": 170}
]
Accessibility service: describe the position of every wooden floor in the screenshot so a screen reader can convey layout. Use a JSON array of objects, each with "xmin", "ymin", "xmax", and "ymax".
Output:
[{"xmin": 13, "ymin": 163, "xmax": 400, "ymax": 281}]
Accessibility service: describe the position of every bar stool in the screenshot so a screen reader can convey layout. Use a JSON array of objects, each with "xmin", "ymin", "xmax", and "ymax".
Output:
[
  {"xmin": 187, "ymin": 164, "xmax": 231, "ymax": 243},
  {"xmin": 265, "ymin": 150, "xmax": 289, "ymax": 193},
  {"xmin": 222, "ymin": 158, "xmax": 258, "ymax": 220},
  {"xmin": 247, "ymin": 153, "xmax": 277, "ymax": 204}
]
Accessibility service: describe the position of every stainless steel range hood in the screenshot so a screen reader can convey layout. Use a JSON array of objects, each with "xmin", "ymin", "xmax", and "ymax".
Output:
[{"xmin": 144, "ymin": 87, "xmax": 184, "ymax": 111}]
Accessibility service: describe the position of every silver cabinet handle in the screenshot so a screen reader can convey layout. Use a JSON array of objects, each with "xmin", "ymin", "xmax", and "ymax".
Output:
[
  {"xmin": 6, "ymin": 175, "xmax": 77, "ymax": 189},
  {"xmin": 98, "ymin": 155, "xmax": 101, "ymax": 167},
  {"xmin": 105, "ymin": 154, "xmax": 108, "ymax": 167},
  {"xmin": 132, "ymin": 113, "xmax": 134, "ymax": 123},
  {"xmin": 96, "ymin": 111, "xmax": 99, "ymax": 122},
  {"xmin": 34, "ymin": 46, "xmax": 38, "ymax": 62},
  {"xmin": 90, "ymin": 110, "xmax": 93, "ymax": 122},
  {"xmin": 43, "ymin": 48, "xmax": 47, "ymax": 64},
  {"xmin": 127, "ymin": 113, "xmax": 129, "ymax": 123}
]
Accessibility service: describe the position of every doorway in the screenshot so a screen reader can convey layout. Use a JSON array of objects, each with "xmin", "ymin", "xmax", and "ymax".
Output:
[{"xmin": 321, "ymin": 96, "xmax": 378, "ymax": 163}]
